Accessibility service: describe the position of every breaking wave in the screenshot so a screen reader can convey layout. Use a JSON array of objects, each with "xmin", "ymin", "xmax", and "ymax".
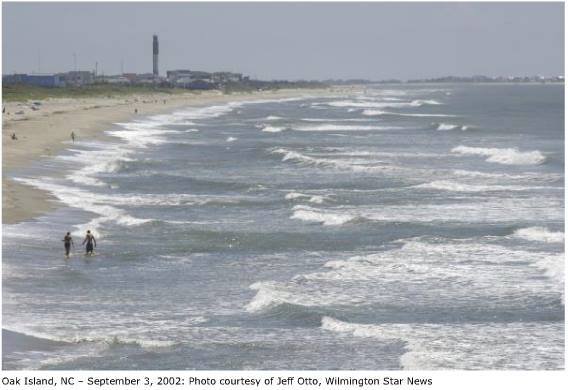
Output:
[
  {"xmin": 435, "ymin": 123, "xmax": 469, "ymax": 131},
  {"xmin": 321, "ymin": 317, "xmax": 563, "ymax": 370},
  {"xmin": 512, "ymin": 227, "xmax": 565, "ymax": 243},
  {"xmin": 271, "ymin": 148, "xmax": 391, "ymax": 173},
  {"xmin": 300, "ymin": 118, "xmax": 375, "ymax": 122},
  {"xmin": 289, "ymin": 199, "xmax": 563, "ymax": 225},
  {"xmin": 291, "ymin": 124, "xmax": 405, "ymax": 132},
  {"xmin": 316, "ymin": 99, "xmax": 442, "ymax": 109},
  {"xmin": 291, "ymin": 205, "xmax": 361, "ymax": 226},
  {"xmin": 452, "ymin": 145, "xmax": 546, "ymax": 165},
  {"xmin": 414, "ymin": 180, "xmax": 549, "ymax": 193},
  {"xmin": 261, "ymin": 125, "xmax": 286, "ymax": 133},
  {"xmin": 362, "ymin": 110, "xmax": 456, "ymax": 118},
  {"xmin": 285, "ymin": 192, "xmax": 329, "ymax": 204}
]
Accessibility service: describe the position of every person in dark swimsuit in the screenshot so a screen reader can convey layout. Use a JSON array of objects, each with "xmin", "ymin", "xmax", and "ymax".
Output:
[
  {"xmin": 82, "ymin": 230, "xmax": 97, "ymax": 256},
  {"xmin": 63, "ymin": 232, "xmax": 74, "ymax": 258}
]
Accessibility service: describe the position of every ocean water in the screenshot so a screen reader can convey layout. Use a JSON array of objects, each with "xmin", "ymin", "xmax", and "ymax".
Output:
[{"xmin": 2, "ymin": 84, "xmax": 564, "ymax": 370}]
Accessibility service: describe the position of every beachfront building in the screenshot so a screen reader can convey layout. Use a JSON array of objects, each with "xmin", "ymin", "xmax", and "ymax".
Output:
[
  {"xmin": 166, "ymin": 69, "xmax": 243, "ymax": 89},
  {"xmin": 166, "ymin": 69, "xmax": 193, "ymax": 83},
  {"xmin": 122, "ymin": 73, "xmax": 138, "ymax": 83},
  {"xmin": 3, "ymin": 71, "xmax": 95, "ymax": 87},
  {"xmin": 167, "ymin": 70, "xmax": 212, "ymax": 82},
  {"xmin": 211, "ymin": 72, "xmax": 243, "ymax": 84},
  {"xmin": 167, "ymin": 70, "xmax": 215, "ymax": 89},
  {"xmin": 135, "ymin": 73, "xmax": 162, "ymax": 84},
  {"xmin": 2, "ymin": 73, "xmax": 65, "ymax": 87},
  {"xmin": 103, "ymin": 75, "xmax": 131, "ymax": 84},
  {"xmin": 59, "ymin": 71, "xmax": 95, "ymax": 86}
]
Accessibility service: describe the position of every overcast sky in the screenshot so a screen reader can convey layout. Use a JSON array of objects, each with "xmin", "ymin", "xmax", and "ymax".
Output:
[{"xmin": 2, "ymin": 2, "xmax": 564, "ymax": 80}]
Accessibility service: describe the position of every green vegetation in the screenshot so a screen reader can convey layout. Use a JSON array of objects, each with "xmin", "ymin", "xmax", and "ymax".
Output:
[
  {"xmin": 3, "ymin": 80, "xmax": 329, "ymax": 102},
  {"xmin": 2, "ymin": 83, "xmax": 189, "ymax": 102}
]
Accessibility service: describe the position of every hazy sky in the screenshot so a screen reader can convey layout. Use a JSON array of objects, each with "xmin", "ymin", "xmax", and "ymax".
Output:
[{"xmin": 2, "ymin": 2, "xmax": 564, "ymax": 80}]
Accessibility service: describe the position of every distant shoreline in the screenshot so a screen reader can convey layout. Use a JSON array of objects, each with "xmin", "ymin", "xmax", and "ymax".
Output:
[
  {"xmin": 2, "ymin": 87, "xmax": 339, "ymax": 225},
  {"xmin": 348, "ymin": 81, "xmax": 565, "ymax": 87}
]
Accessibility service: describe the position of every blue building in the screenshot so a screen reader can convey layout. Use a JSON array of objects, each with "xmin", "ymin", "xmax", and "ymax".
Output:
[{"xmin": 3, "ymin": 73, "xmax": 64, "ymax": 87}]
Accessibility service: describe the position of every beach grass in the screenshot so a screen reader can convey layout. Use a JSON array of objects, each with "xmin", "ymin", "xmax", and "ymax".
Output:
[{"xmin": 2, "ymin": 83, "xmax": 190, "ymax": 102}]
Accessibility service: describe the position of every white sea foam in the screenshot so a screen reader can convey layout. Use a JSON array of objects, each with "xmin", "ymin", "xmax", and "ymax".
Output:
[
  {"xmin": 226, "ymin": 136, "xmax": 238, "ymax": 142},
  {"xmin": 109, "ymin": 125, "xmax": 180, "ymax": 148},
  {"xmin": 246, "ymin": 238, "xmax": 564, "ymax": 325},
  {"xmin": 452, "ymin": 145, "xmax": 546, "ymax": 165},
  {"xmin": 58, "ymin": 113, "xmax": 203, "ymax": 188},
  {"xmin": 17, "ymin": 178, "xmax": 242, "ymax": 208},
  {"xmin": 452, "ymin": 169, "xmax": 562, "ymax": 183},
  {"xmin": 291, "ymin": 205, "xmax": 358, "ymax": 226},
  {"xmin": 245, "ymin": 281, "xmax": 290, "ymax": 312},
  {"xmin": 321, "ymin": 317, "xmax": 563, "ymax": 370},
  {"xmin": 291, "ymin": 124, "xmax": 405, "ymax": 132},
  {"xmin": 317, "ymin": 99, "xmax": 442, "ymax": 109},
  {"xmin": 272, "ymin": 148, "xmax": 325, "ymax": 166},
  {"xmin": 365, "ymin": 88, "xmax": 449, "ymax": 97},
  {"xmin": 513, "ymin": 227, "xmax": 565, "ymax": 243},
  {"xmin": 414, "ymin": 180, "xmax": 547, "ymax": 193},
  {"xmin": 285, "ymin": 192, "xmax": 329, "ymax": 204},
  {"xmin": 271, "ymin": 148, "xmax": 391, "ymax": 173},
  {"xmin": 265, "ymin": 115, "xmax": 283, "ymax": 120},
  {"xmin": 362, "ymin": 110, "xmax": 456, "ymax": 117},
  {"xmin": 262, "ymin": 125, "xmax": 286, "ymax": 133},
  {"xmin": 12, "ymin": 177, "xmax": 249, "ymax": 237},
  {"xmin": 165, "ymin": 102, "xmax": 241, "ymax": 120},
  {"xmin": 452, "ymin": 169, "xmax": 523, "ymax": 179},
  {"xmin": 245, "ymin": 280, "xmax": 361, "ymax": 313},
  {"xmin": 57, "ymin": 146, "xmax": 134, "ymax": 187},
  {"xmin": 290, "ymin": 198, "xmax": 563, "ymax": 225},
  {"xmin": 300, "ymin": 118, "xmax": 375, "ymax": 122},
  {"xmin": 531, "ymin": 253, "xmax": 565, "ymax": 297},
  {"xmin": 435, "ymin": 123, "xmax": 468, "ymax": 131},
  {"xmin": 2, "ymin": 325, "xmax": 182, "ymax": 354},
  {"xmin": 323, "ymin": 239, "xmax": 565, "ymax": 306}
]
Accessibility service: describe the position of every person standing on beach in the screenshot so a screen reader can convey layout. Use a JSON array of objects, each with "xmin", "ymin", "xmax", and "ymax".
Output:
[
  {"xmin": 63, "ymin": 232, "xmax": 74, "ymax": 258},
  {"xmin": 82, "ymin": 230, "xmax": 97, "ymax": 256},
  {"xmin": 71, "ymin": 131, "xmax": 75, "ymax": 143}
]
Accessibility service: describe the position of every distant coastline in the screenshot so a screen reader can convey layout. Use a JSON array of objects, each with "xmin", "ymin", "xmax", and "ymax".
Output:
[{"xmin": 328, "ymin": 75, "xmax": 564, "ymax": 85}]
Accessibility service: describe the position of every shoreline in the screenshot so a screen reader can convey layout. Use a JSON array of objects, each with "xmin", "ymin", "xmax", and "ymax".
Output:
[{"xmin": 2, "ymin": 87, "xmax": 341, "ymax": 224}]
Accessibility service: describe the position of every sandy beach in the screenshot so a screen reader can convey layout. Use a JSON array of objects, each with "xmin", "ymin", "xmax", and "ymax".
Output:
[{"xmin": 2, "ymin": 88, "xmax": 340, "ymax": 224}]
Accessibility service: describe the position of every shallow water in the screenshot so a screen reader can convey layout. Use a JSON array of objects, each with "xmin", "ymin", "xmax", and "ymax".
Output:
[{"xmin": 2, "ymin": 84, "xmax": 564, "ymax": 370}]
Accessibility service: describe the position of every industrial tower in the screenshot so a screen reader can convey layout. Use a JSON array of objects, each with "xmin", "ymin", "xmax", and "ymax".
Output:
[{"xmin": 153, "ymin": 35, "xmax": 159, "ymax": 77}]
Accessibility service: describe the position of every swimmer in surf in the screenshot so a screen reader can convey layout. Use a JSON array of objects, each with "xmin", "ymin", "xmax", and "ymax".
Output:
[
  {"xmin": 82, "ymin": 230, "xmax": 97, "ymax": 256},
  {"xmin": 63, "ymin": 232, "xmax": 74, "ymax": 258}
]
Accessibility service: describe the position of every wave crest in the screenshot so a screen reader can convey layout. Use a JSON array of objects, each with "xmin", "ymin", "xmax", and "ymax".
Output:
[
  {"xmin": 452, "ymin": 145, "xmax": 546, "ymax": 165},
  {"xmin": 362, "ymin": 110, "xmax": 456, "ymax": 118},
  {"xmin": 285, "ymin": 192, "xmax": 329, "ymax": 204},
  {"xmin": 513, "ymin": 227, "xmax": 564, "ymax": 243},
  {"xmin": 262, "ymin": 125, "xmax": 286, "ymax": 133},
  {"xmin": 435, "ymin": 123, "xmax": 468, "ymax": 131}
]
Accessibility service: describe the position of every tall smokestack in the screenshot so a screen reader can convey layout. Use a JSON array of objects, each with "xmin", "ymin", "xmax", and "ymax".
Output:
[{"xmin": 153, "ymin": 35, "xmax": 159, "ymax": 77}]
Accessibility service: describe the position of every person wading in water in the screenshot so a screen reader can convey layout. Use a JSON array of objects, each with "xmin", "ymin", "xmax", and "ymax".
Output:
[
  {"xmin": 62, "ymin": 232, "xmax": 75, "ymax": 259},
  {"xmin": 82, "ymin": 230, "xmax": 97, "ymax": 256}
]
